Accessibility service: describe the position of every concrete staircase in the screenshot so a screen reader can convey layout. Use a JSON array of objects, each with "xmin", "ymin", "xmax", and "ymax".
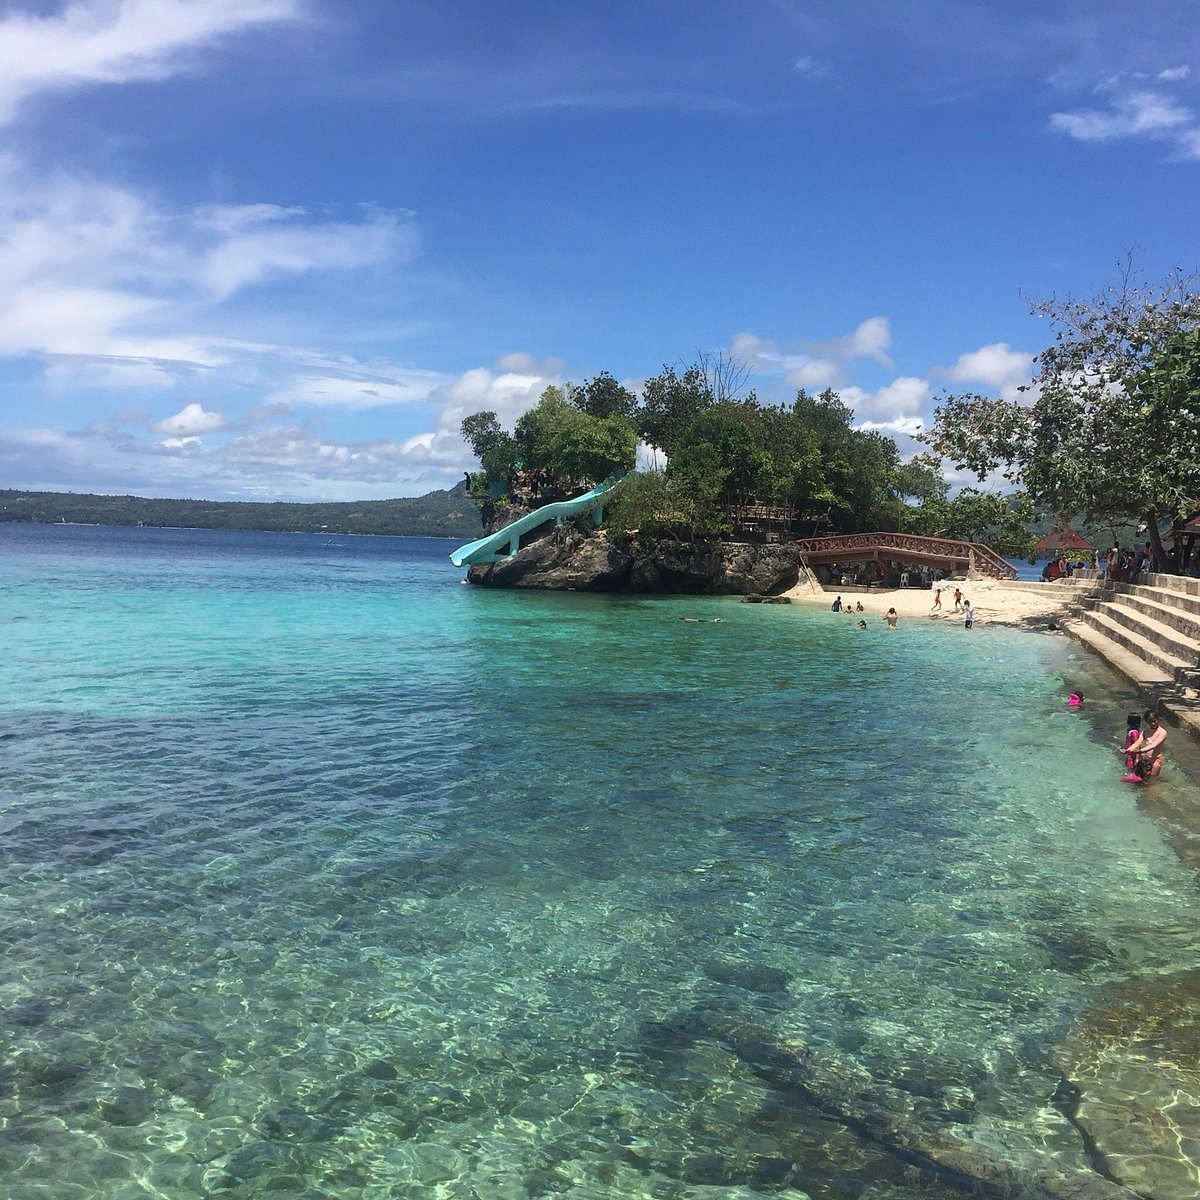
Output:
[{"xmin": 1061, "ymin": 571, "xmax": 1200, "ymax": 740}]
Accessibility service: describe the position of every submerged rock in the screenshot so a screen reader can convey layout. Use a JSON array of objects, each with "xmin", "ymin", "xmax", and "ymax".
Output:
[
  {"xmin": 703, "ymin": 958, "xmax": 792, "ymax": 994},
  {"xmin": 1055, "ymin": 971, "xmax": 1200, "ymax": 1199},
  {"xmin": 636, "ymin": 1007, "xmax": 1139, "ymax": 1199}
]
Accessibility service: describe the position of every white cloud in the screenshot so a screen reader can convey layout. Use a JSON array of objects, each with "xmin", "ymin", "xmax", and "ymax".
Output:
[
  {"xmin": 943, "ymin": 342, "xmax": 1034, "ymax": 395},
  {"xmin": 1158, "ymin": 66, "xmax": 1191, "ymax": 83},
  {"xmin": 1050, "ymin": 89, "xmax": 1200, "ymax": 159},
  {"xmin": 0, "ymin": 285, "xmax": 155, "ymax": 356},
  {"xmin": 0, "ymin": 412, "xmax": 474, "ymax": 502},
  {"xmin": 782, "ymin": 359, "xmax": 841, "ymax": 390},
  {"xmin": 791, "ymin": 55, "xmax": 828, "ymax": 80},
  {"xmin": 840, "ymin": 376, "xmax": 931, "ymax": 425},
  {"xmin": 200, "ymin": 206, "xmax": 415, "ymax": 300},
  {"xmin": 266, "ymin": 367, "xmax": 447, "ymax": 411},
  {"xmin": 433, "ymin": 363, "xmax": 558, "ymax": 430},
  {"xmin": 0, "ymin": 159, "xmax": 417, "ymax": 371},
  {"xmin": 730, "ymin": 319, "xmax": 892, "ymax": 389},
  {"xmin": 0, "ymin": 0, "xmax": 300, "ymax": 126},
  {"xmin": 44, "ymin": 356, "xmax": 183, "ymax": 390},
  {"xmin": 811, "ymin": 316, "xmax": 893, "ymax": 367},
  {"xmin": 196, "ymin": 203, "xmax": 308, "ymax": 235},
  {"xmin": 494, "ymin": 352, "xmax": 565, "ymax": 376},
  {"xmin": 155, "ymin": 402, "xmax": 226, "ymax": 436}
]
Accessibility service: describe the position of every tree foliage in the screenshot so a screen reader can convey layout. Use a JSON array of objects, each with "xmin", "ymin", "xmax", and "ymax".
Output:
[
  {"xmin": 460, "ymin": 411, "xmax": 520, "ymax": 481},
  {"xmin": 462, "ymin": 385, "xmax": 638, "ymax": 494},
  {"xmin": 575, "ymin": 371, "xmax": 638, "ymax": 422},
  {"xmin": 638, "ymin": 363, "xmax": 714, "ymax": 457},
  {"xmin": 513, "ymin": 387, "xmax": 638, "ymax": 483},
  {"xmin": 460, "ymin": 358, "xmax": 911, "ymax": 538},
  {"xmin": 925, "ymin": 265, "xmax": 1200, "ymax": 566},
  {"xmin": 0, "ymin": 488, "xmax": 481, "ymax": 538}
]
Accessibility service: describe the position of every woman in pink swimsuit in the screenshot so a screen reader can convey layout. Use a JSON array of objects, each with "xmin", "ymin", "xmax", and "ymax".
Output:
[{"xmin": 1125, "ymin": 710, "xmax": 1167, "ymax": 780}]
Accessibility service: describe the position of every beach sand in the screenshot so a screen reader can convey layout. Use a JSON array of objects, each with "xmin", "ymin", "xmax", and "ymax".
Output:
[{"xmin": 781, "ymin": 576, "xmax": 1075, "ymax": 629}]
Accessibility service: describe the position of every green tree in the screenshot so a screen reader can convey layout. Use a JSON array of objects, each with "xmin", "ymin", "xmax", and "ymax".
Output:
[
  {"xmin": 639, "ymin": 363, "xmax": 714, "ymax": 457},
  {"xmin": 742, "ymin": 403, "xmax": 829, "ymax": 511},
  {"xmin": 461, "ymin": 411, "xmax": 520, "ymax": 483},
  {"xmin": 513, "ymin": 387, "xmax": 637, "ymax": 484},
  {"xmin": 668, "ymin": 404, "xmax": 770, "ymax": 504},
  {"xmin": 781, "ymin": 389, "xmax": 898, "ymax": 531},
  {"xmin": 893, "ymin": 455, "xmax": 949, "ymax": 506},
  {"xmin": 926, "ymin": 266, "xmax": 1200, "ymax": 569},
  {"xmin": 575, "ymin": 371, "xmax": 638, "ymax": 422}
]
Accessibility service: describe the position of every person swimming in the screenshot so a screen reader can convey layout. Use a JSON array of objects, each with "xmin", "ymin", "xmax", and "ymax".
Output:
[{"xmin": 1067, "ymin": 691, "xmax": 1084, "ymax": 707}]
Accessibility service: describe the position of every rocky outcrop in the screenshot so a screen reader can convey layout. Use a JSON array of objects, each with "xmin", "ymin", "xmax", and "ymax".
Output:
[{"xmin": 466, "ymin": 520, "xmax": 799, "ymax": 595}]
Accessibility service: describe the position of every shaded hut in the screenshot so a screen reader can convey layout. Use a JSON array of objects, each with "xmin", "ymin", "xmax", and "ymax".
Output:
[{"xmin": 1033, "ymin": 526, "xmax": 1095, "ymax": 556}]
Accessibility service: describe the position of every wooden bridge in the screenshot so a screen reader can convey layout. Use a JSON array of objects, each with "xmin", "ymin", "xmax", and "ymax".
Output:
[{"xmin": 794, "ymin": 531, "xmax": 1018, "ymax": 582}]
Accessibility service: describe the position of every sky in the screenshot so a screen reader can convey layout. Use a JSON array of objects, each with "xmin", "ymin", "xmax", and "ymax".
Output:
[{"xmin": 0, "ymin": 0, "xmax": 1198, "ymax": 502}]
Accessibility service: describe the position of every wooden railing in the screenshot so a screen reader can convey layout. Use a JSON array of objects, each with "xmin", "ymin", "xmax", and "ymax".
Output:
[{"xmin": 793, "ymin": 531, "xmax": 1017, "ymax": 580}]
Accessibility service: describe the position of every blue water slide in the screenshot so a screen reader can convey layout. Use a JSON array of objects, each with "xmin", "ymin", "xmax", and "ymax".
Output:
[{"xmin": 450, "ymin": 473, "xmax": 627, "ymax": 568}]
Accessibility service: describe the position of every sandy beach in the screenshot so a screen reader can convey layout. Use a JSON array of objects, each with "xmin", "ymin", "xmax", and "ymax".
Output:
[{"xmin": 781, "ymin": 576, "xmax": 1076, "ymax": 629}]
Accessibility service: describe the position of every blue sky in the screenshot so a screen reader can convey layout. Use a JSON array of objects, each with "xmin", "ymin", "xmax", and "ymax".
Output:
[{"xmin": 1, "ymin": 0, "xmax": 1198, "ymax": 502}]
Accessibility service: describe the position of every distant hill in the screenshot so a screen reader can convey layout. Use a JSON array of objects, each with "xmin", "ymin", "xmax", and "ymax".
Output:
[{"xmin": 0, "ymin": 485, "xmax": 484, "ymax": 539}]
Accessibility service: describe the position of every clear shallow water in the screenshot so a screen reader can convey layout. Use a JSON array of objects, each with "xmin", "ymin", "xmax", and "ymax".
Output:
[{"xmin": 1, "ymin": 524, "xmax": 1199, "ymax": 1199}]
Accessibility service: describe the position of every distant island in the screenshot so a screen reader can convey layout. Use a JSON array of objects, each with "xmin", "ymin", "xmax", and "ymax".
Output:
[{"xmin": 0, "ymin": 485, "xmax": 483, "ymax": 539}]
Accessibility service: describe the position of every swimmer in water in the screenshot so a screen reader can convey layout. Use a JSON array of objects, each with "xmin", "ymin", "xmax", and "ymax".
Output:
[
  {"xmin": 1121, "ymin": 712, "xmax": 1141, "ymax": 770},
  {"xmin": 1067, "ymin": 691, "xmax": 1084, "ymax": 707},
  {"xmin": 1124, "ymin": 709, "xmax": 1167, "ymax": 781}
]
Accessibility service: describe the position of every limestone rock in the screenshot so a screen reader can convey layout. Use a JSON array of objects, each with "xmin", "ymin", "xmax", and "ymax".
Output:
[{"xmin": 467, "ymin": 521, "xmax": 799, "ymax": 595}]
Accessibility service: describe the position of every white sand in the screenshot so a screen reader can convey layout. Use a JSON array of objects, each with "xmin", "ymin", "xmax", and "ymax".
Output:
[{"xmin": 781, "ymin": 576, "xmax": 1076, "ymax": 628}]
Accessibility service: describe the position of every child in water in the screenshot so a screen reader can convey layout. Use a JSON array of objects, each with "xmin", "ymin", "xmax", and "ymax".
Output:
[
  {"xmin": 1067, "ymin": 691, "xmax": 1084, "ymax": 708},
  {"xmin": 1121, "ymin": 713, "xmax": 1141, "ymax": 772}
]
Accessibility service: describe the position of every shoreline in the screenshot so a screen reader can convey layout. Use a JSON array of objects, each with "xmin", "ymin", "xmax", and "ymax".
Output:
[
  {"xmin": 783, "ymin": 571, "xmax": 1200, "ymax": 759},
  {"xmin": 780, "ymin": 576, "xmax": 1073, "ymax": 629}
]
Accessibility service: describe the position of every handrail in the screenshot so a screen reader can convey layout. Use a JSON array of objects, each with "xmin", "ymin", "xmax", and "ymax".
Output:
[{"xmin": 793, "ymin": 531, "xmax": 1017, "ymax": 580}]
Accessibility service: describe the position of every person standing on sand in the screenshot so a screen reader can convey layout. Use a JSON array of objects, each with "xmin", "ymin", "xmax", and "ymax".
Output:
[
  {"xmin": 953, "ymin": 587, "xmax": 963, "ymax": 612},
  {"xmin": 931, "ymin": 587, "xmax": 942, "ymax": 612}
]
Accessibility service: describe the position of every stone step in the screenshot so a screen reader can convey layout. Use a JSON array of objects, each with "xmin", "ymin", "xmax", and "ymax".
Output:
[
  {"xmin": 1066, "ymin": 618, "xmax": 1174, "ymax": 689},
  {"xmin": 1108, "ymin": 580, "xmax": 1200, "ymax": 621},
  {"xmin": 1075, "ymin": 569, "xmax": 1200, "ymax": 604},
  {"xmin": 1116, "ymin": 591, "xmax": 1200, "ymax": 642},
  {"xmin": 1093, "ymin": 601, "xmax": 1200, "ymax": 669},
  {"xmin": 1141, "ymin": 570, "xmax": 1200, "ymax": 598},
  {"xmin": 1065, "ymin": 618, "xmax": 1200, "ymax": 743},
  {"xmin": 1078, "ymin": 608, "xmax": 1198, "ymax": 683}
]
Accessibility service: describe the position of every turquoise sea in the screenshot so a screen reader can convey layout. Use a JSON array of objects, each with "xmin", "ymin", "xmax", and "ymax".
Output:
[{"xmin": 2, "ymin": 523, "xmax": 1199, "ymax": 1199}]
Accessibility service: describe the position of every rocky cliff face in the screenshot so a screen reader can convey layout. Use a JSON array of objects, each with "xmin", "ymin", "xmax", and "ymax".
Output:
[{"xmin": 466, "ymin": 521, "xmax": 799, "ymax": 595}]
